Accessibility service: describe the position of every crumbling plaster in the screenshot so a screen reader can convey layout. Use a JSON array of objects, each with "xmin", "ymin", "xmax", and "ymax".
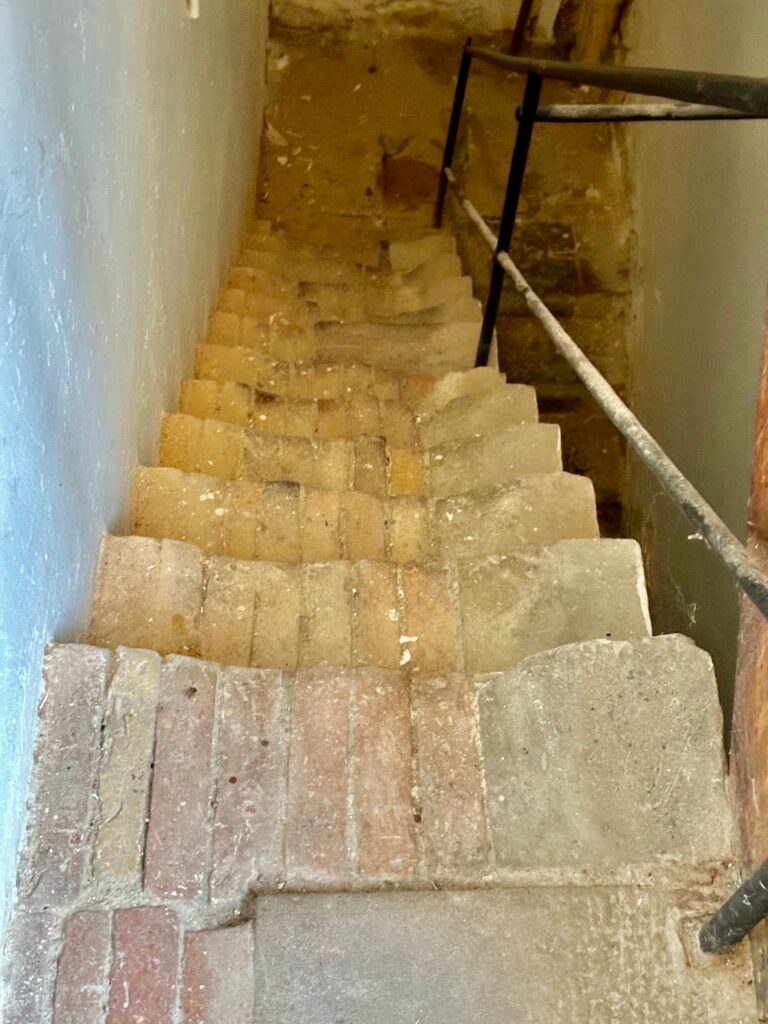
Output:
[{"xmin": 0, "ymin": 0, "xmax": 268, "ymax": 933}]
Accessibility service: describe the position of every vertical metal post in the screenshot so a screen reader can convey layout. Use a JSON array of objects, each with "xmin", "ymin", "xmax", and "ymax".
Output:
[
  {"xmin": 509, "ymin": 0, "xmax": 535, "ymax": 55},
  {"xmin": 476, "ymin": 72, "xmax": 542, "ymax": 367},
  {"xmin": 434, "ymin": 40, "xmax": 474, "ymax": 229}
]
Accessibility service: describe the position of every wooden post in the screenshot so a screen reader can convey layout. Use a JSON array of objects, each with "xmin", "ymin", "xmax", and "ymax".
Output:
[{"xmin": 732, "ymin": 293, "xmax": 768, "ymax": 1010}]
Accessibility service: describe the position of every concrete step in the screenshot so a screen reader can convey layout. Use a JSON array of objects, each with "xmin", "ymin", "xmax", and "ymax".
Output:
[
  {"xmin": 206, "ymin": 314, "xmax": 480, "ymax": 373},
  {"xmin": 132, "ymin": 467, "xmax": 599, "ymax": 563},
  {"xmin": 89, "ymin": 535, "xmax": 651, "ymax": 674},
  {"xmin": 478, "ymin": 635, "xmax": 732, "ymax": 872},
  {"xmin": 158, "ymin": 412, "xmax": 561, "ymax": 498},
  {"xmin": 184, "ymin": 360, "xmax": 514, "ymax": 419},
  {"xmin": 194, "ymin": 343, "xmax": 506, "ymax": 408}
]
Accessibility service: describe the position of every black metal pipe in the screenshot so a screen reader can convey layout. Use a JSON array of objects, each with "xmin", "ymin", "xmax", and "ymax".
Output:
[
  {"xmin": 700, "ymin": 859, "xmax": 768, "ymax": 954},
  {"xmin": 532, "ymin": 102, "xmax": 768, "ymax": 123},
  {"xmin": 434, "ymin": 40, "xmax": 474, "ymax": 229},
  {"xmin": 467, "ymin": 45, "xmax": 768, "ymax": 115},
  {"xmin": 508, "ymin": 0, "xmax": 534, "ymax": 56},
  {"xmin": 476, "ymin": 73, "xmax": 542, "ymax": 367}
]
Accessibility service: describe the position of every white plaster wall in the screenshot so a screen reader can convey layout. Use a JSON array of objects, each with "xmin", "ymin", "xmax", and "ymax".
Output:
[
  {"xmin": 0, "ymin": 0, "xmax": 269, "ymax": 931},
  {"xmin": 624, "ymin": 1, "xmax": 768, "ymax": 721}
]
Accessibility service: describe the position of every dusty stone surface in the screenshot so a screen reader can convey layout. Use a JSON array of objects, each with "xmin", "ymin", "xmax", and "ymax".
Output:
[
  {"xmin": 459, "ymin": 538, "xmax": 651, "ymax": 672},
  {"xmin": 93, "ymin": 647, "xmax": 160, "ymax": 884},
  {"xmin": 479, "ymin": 636, "xmax": 733, "ymax": 871},
  {"xmin": 252, "ymin": 890, "xmax": 756, "ymax": 1023}
]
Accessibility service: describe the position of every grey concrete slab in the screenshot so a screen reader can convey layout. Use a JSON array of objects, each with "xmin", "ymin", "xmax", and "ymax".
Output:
[
  {"xmin": 253, "ymin": 889, "xmax": 755, "ymax": 1023},
  {"xmin": 478, "ymin": 636, "xmax": 733, "ymax": 870}
]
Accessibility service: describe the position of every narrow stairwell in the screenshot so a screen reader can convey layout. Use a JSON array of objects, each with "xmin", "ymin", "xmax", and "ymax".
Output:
[
  {"xmin": 2, "ymin": 213, "xmax": 757, "ymax": 1023},
  {"xmin": 1, "ymin": 155, "xmax": 759, "ymax": 1024}
]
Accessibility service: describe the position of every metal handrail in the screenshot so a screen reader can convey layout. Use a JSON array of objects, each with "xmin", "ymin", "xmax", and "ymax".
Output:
[
  {"xmin": 434, "ymin": 41, "xmax": 768, "ymax": 956},
  {"xmin": 468, "ymin": 46, "xmax": 768, "ymax": 114}
]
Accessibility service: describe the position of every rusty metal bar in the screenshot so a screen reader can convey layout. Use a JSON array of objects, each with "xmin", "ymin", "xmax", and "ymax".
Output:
[
  {"xmin": 467, "ymin": 44, "xmax": 768, "ymax": 114},
  {"xmin": 508, "ymin": 0, "xmax": 535, "ymax": 56},
  {"xmin": 477, "ymin": 73, "xmax": 542, "ymax": 367},
  {"xmin": 700, "ymin": 859, "xmax": 768, "ymax": 953},
  {"xmin": 433, "ymin": 41, "xmax": 474, "ymax": 229},
  {"xmin": 533, "ymin": 102, "xmax": 768, "ymax": 123}
]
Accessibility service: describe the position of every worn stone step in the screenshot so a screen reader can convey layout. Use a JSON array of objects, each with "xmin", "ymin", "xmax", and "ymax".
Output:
[
  {"xmin": 206, "ymin": 315, "xmax": 479, "ymax": 373},
  {"xmin": 242, "ymin": 226, "xmax": 456, "ymax": 272},
  {"xmin": 478, "ymin": 635, "xmax": 732, "ymax": 873},
  {"xmin": 235, "ymin": 248, "xmax": 463, "ymax": 290},
  {"xmin": 184, "ymin": 361, "xmax": 510, "ymax": 421},
  {"xmin": 132, "ymin": 466, "xmax": 599, "ymax": 563},
  {"xmin": 158, "ymin": 412, "xmax": 561, "ymax": 497},
  {"xmin": 194, "ymin": 344, "xmax": 506, "ymax": 409},
  {"xmin": 247, "ymin": 215, "xmax": 456, "ymax": 264},
  {"xmin": 179, "ymin": 377, "xmax": 536, "ymax": 449},
  {"xmin": 218, "ymin": 283, "xmax": 480, "ymax": 328},
  {"xmin": 89, "ymin": 535, "xmax": 650, "ymax": 674},
  {"xmin": 246, "ymin": 890, "xmax": 754, "ymax": 1024}
]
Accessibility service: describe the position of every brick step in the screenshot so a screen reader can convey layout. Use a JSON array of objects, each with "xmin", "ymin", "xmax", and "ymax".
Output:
[
  {"xmin": 159, "ymin": 412, "xmax": 561, "ymax": 498},
  {"xmin": 89, "ymin": 534, "xmax": 651, "ymax": 673},
  {"xmin": 132, "ymin": 467, "xmax": 599, "ymax": 563},
  {"xmin": 193, "ymin": 348, "xmax": 507, "ymax": 409},
  {"xmin": 206, "ymin": 313, "xmax": 480, "ymax": 373},
  {"xmin": 218, "ymin": 279, "xmax": 480, "ymax": 328},
  {"xmin": 179, "ymin": 379, "xmax": 537, "ymax": 448},
  {"xmin": 15, "ymin": 637, "xmax": 726, "ymax": 919}
]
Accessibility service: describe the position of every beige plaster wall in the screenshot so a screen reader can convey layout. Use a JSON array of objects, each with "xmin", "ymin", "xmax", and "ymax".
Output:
[{"xmin": 624, "ymin": 1, "xmax": 768, "ymax": 726}]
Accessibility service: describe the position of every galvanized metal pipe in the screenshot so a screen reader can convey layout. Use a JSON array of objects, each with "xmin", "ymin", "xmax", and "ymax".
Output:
[
  {"xmin": 467, "ymin": 45, "xmax": 768, "ymax": 115},
  {"xmin": 444, "ymin": 169, "xmax": 768, "ymax": 620},
  {"xmin": 533, "ymin": 102, "xmax": 768, "ymax": 123}
]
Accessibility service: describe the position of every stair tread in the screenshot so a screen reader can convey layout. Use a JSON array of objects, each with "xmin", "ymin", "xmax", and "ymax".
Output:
[
  {"xmin": 132, "ymin": 464, "xmax": 599, "ymax": 563},
  {"xmin": 89, "ymin": 533, "xmax": 651, "ymax": 675},
  {"xmin": 159, "ymin": 410, "xmax": 562, "ymax": 497},
  {"xmin": 205, "ymin": 315, "xmax": 481, "ymax": 373}
]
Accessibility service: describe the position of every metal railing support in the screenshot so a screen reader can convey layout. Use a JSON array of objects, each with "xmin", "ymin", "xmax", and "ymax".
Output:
[
  {"xmin": 433, "ymin": 41, "xmax": 473, "ymax": 229},
  {"xmin": 700, "ymin": 859, "xmax": 768, "ymax": 953},
  {"xmin": 476, "ymin": 72, "xmax": 542, "ymax": 367},
  {"xmin": 508, "ymin": 0, "xmax": 535, "ymax": 56}
]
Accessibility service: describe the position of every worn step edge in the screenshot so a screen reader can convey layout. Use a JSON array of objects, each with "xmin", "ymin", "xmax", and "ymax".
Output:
[
  {"xmin": 88, "ymin": 534, "xmax": 652, "ymax": 677},
  {"xmin": 131, "ymin": 465, "xmax": 599, "ymax": 564},
  {"xmin": 157, "ymin": 411, "xmax": 562, "ymax": 499}
]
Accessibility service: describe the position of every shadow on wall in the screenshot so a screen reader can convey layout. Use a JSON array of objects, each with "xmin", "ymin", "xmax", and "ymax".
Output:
[{"xmin": 0, "ymin": 0, "xmax": 269, "ymax": 937}]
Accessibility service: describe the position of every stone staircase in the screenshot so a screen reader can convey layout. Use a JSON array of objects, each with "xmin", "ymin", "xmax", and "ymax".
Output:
[{"xmin": 1, "ymin": 218, "xmax": 758, "ymax": 1022}]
